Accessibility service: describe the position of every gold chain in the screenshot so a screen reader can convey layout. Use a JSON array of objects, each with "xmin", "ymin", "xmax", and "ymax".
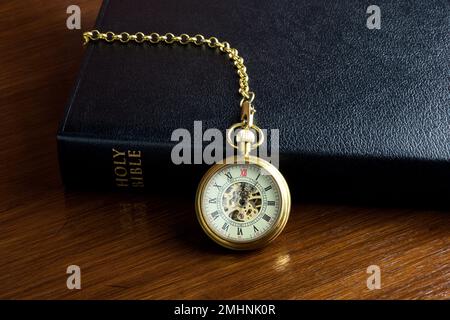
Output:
[{"xmin": 82, "ymin": 30, "xmax": 254, "ymax": 104}]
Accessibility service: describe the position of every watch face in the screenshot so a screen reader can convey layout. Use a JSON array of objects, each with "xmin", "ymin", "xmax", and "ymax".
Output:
[{"xmin": 196, "ymin": 157, "xmax": 290, "ymax": 249}]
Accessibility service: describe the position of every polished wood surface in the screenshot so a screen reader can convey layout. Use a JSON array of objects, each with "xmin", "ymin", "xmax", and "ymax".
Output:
[{"xmin": 1, "ymin": 1, "xmax": 449, "ymax": 300}]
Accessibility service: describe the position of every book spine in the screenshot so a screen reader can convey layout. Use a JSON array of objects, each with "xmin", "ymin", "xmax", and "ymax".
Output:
[
  {"xmin": 57, "ymin": 134, "xmax": 450, "ymax": 205},
  {"xmin": 57, "ymin": 134, "xmax": 202, "ymax": 191}
]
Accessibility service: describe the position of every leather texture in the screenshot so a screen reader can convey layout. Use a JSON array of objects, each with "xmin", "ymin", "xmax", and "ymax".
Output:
[{"xmin": 58, "ymin": 0, "xmax": 450, "ymax": 205}]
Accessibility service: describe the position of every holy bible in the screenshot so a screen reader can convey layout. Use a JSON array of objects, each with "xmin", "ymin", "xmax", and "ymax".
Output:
[{"xmin": 58, "ymin": 0, "xmax": 450, "ymax": 205}]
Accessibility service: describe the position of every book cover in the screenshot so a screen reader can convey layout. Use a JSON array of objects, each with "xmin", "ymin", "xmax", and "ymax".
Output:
[{"xmin": 58, "ymin": 0, "xmax": 450, "ymax": 204}]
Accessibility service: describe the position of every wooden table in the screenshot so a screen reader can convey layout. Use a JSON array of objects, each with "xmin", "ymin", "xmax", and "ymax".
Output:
[{"xmin": 1, "ymin": 0, "xmax": 448, "ymax": 300}]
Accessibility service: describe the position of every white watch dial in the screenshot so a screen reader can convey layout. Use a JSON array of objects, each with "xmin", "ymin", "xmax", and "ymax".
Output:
[{"xmin": 200, "ymin": 163, "xmax": 282, "ymax": 243}]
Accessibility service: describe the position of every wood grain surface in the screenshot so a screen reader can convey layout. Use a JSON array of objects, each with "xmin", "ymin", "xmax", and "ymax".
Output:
[{"xmin": 0, "ymin": 0, "xmax": 449, "ymax": 300}]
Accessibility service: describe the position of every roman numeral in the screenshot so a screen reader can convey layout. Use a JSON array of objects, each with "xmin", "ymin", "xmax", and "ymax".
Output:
[
  {"xmin": 255, "ymin": 173, "xmax": 261, "ymax": 181},
  {"xmin": 237, "ymin": 227, "xmax": 243, "ymax": 236},
  {"xmin": 211, "ymin": 211, "xmax": 219, "ymax": 220},
  {"xmin": 264, "ymin": 185, "xmax": 272, "ymax": 192},
  {"xmin": 213, "ymin": 182, "xmax": 222, "ymax": 190},
  {"xmin": 267, "ymin": 201, "xmax": 275, "ymax": 206},
  {"xmin": 240, "ymin": 168, "xmax": 247, "ymax": 177},
  {"xmin": 262, "ymin": 214, "xmax": 271, "ymax": 222},
  {"xmin": 222, "ymin": 222, "xmax": 229, "ymax": 232},
  {"xmin": 209, "ymin": 198, "xmax": 217, "ymax": 204},
  {"xmin": 253, "ymin": 225, "xmax": 259, "ymax": 232},
  {"xmin": 224, "ymin": 172, "xmax": 232, "ymax": 180}
]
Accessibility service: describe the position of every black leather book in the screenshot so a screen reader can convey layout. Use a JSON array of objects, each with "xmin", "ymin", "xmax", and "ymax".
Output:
[{"xmin": 58, "ymin": 0, "xmax": 450, "ymax": 205}]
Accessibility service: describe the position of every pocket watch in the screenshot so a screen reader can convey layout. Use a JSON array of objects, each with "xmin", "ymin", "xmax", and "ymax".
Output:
[
  {"xmin": 83, "ymin": 30, "xmax": 291, "ymax": 250},
  {"xmin": 196, "ymin": 155, "xmax": 290, "ymax": 250},
  {"xmin": 196, "ymin": 97, "xmax": 291, "ymax": 250}
]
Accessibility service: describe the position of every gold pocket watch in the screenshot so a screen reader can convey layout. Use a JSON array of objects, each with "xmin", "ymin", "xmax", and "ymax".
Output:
[
  {"xmin": 196, "ymin": 97, "xmax": 291, "ymax": 250},
  {"xmin": 83, "ymin": 30, "xmax": 291, "ymax": 250},
  {"xmin": 196, "ymin": 155, "xmax": 290, "ymax": 250}
]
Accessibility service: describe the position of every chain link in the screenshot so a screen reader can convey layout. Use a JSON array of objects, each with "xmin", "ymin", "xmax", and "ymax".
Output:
[{"xmin": 83, "ymin": 30, "xmax": 254, "ymax": 103}]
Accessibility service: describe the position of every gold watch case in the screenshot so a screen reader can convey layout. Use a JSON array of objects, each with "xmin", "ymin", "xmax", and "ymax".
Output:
[{"xmin": 195, "ymin": 155, "xmax": 291, "ymax": 250}]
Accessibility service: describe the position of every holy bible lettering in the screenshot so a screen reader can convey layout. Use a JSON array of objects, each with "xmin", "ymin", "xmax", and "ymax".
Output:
[{"xmin": 112, "ymin": 148, "xmax": 144, "ymax": 188}]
